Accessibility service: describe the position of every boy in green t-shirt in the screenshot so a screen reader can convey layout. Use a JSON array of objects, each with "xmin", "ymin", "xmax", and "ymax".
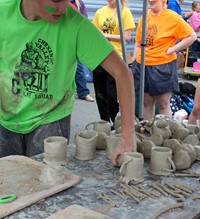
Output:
[{"xmin": 0, "ymin": 0, "xmax": 136, "ymax": 166}]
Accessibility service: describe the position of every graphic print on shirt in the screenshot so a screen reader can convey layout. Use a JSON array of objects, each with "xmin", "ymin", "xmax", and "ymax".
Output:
[
  {"xmin": 101, "ymin": 18, "xmax": 116, "ymax": 34},
  {"xmin": 146, "ymin": 25, "xmax": 158, "ymax": 47},
  {"xmin": 12, "ymin": 39, "xmax": 54, "ymax": 99}
]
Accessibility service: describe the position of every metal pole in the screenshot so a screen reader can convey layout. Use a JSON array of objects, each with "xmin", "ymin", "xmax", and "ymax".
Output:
[
  {"xmin": 116, "ymin": 0, "xmax": 127, "ymax": 64},
  {"xmin": 139, "ymin": 0, "xmax": 148, "ymax": 120}
]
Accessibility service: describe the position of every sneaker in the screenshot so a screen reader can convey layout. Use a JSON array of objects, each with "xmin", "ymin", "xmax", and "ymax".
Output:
[{"xmin": 83, "ymin": 95, "xmax": 95, "ymax": 102}]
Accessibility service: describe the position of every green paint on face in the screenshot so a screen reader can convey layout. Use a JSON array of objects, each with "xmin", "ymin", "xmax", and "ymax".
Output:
[{"xmin": 45, "ymin": 6, "xmax": 56, "ymax": 13}]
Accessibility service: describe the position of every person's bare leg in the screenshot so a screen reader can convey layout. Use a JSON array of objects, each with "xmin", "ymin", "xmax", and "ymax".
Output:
[
  {"xmin": 188, "ymin": 78, "xmax": 200, "ymax": 124},
  {"xmin": 144, "ymin": 93, "xmax": 155, "ymax": 120},
  {"xmin": 155, "ymin": 92, "xmax": 172, "ymax": 117}
]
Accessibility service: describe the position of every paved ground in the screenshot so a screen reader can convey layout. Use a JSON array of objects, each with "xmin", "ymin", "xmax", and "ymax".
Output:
[
  {"xmin": 178, "ymin": 69, "xmax": 198, "ymax": 86},
  {"xmin": 70, "ymin": 82, "xmax": 99, "ymax": 143},
  {"xmin": 70, "ymin": 72, "xmax": 199, "ymax": 143}
]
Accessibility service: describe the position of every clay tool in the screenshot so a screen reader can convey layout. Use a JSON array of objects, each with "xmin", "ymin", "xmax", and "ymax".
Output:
[{"xmin": 0, "ymin": 194, "xmax": 17, "ymax": 204}]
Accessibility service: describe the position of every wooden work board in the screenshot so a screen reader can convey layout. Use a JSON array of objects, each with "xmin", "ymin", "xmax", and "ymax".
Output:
[{"xmin": 0, "ymin": 155, "xmax": 80, "ymax": 219}]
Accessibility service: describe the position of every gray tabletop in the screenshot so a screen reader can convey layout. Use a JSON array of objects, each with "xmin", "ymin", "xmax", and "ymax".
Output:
[{"xmin": 4, "ymin": 144, "xmax": 200, "ymax": 219}]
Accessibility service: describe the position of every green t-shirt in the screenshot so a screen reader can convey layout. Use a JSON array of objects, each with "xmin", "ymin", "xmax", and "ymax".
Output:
[{"xmin": 0, "ymin": 0, "xmax": 114, "ymax": 134}]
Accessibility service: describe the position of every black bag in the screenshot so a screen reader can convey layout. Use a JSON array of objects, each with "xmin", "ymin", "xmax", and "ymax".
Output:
[{"xmin": 179, "ymin": 82, "xmax": 196, "ymax": 96}]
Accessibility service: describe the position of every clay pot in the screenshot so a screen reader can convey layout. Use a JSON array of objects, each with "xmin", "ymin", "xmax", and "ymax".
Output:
[
  {"xmin": 138, "ymin": 139, "xmax": 155, "ymax": 159},
  {"xmin": 43, "ymin": 136, "xmax": 68, "ymax": 165},
  {"xmin": 172, "ymin": 128, "xmax": 190, "ymax": 141},
  {"xmin": 74, "ymin": 130, "xmax": 98, "ymax": 160},
  {"xmin": 172, "ymin": 150, "xmax": 191, "ymax": 170},
  {"xmin": 183, "ymin": 134, "xmax": 200, "ymax": 146},
  {"xmin": 86, "ymin": 120, "xmax": 111, "ymax": 135},
  {"xmin": 119, "ymin": 152, "xmax": 144, "ymax": 183},
  {"xmin": 185, "ymin": 124, "xmax": 199, "ymax": 134},
  {"xmin": 149, "ymin": 146, "xmax": 176, "ymax": 176},
  {"xmin": 152, "ymin": 120, "xmax": 171, "ymax": 139},
  {"xmin": 136, "ymin": 131, "xmax": 146, "ymax": 140},
  {"xmin": 106, "ymin": 134, "xmax": 121, "ymax": 159},
  {"xmin": 163, "ymin": 139, "xmax": 181, "ymax": 155},
  {"xmin": 168, "ymin": 119, "xmax": 182, "ymax": 134},
  {"xmin": 180, "ymin": 144, "xmax": 196, "ymax": 163},
  {"xmin": 148, "ymin": 133, "xmax": 163, "ymax": 146},
  {"xmin": 95, "ymin": 132, "xmax": 107, "ymax": 150}
]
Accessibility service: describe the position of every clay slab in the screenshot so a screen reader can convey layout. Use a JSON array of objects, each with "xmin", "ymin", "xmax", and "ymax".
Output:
[
  {"xmin": 0, "ymin": 155, "xmax": 80, "ymax": 219},
  {"xmin": 46, "ymin": 204, "xmax": 113, "ymax": 219}
]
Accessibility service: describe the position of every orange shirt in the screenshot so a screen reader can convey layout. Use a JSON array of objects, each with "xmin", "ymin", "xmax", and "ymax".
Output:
[{"xmin": 135, "ymin": 8, "xmax": 194, "ymax": 65}]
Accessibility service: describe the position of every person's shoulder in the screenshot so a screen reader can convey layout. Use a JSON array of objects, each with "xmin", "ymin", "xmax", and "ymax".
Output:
[
  {"xmin": 0, "ymin": 0, "xmax": 17, "ymax": 15},
  {"xmin": 123, "ymin": 6, "xmax": 132, "ymax": 12},
  {"xmin": 0, "ymin": 0, "xmax": 15, "ymax": 6},
  {"xmin": 161, "ymin": 8, "xmax": 185, "ymax": 23},
  {"xmin": 65, "ymin": 6, "xmax": 85, "ymax": 22},
  {"xmin": 165, "ymin": 8, "xmax": 181, "ymax": 17},
  {"xmin": 96, "ymin": 5, "xmax": 107, "ymax": 12},
  {"xmin": 193, "ymin": 11, "xmax": 200, "ymax": 17}
]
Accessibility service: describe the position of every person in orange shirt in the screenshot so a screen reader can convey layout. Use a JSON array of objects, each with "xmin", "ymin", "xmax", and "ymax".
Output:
[{"xmin": 132, "ymin": 0, "xmax": 196, "ymax": 120}]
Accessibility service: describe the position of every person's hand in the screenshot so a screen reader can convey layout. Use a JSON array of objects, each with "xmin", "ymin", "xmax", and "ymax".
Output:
[
  {"xmin": 111, "ymin": 135, "xmax": 137, "ymax": 166},
  {"xmin": 166, "ymin": 47, "xmax": 174, "ymax": 55}
]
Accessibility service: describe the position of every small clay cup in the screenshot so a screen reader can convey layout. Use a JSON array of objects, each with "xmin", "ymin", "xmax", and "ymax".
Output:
[
  {"xmin": 43, "ymin": 136, "xmax": 68, "ymax": 165},
  {"xmin": 119, "ymin": 152, "xmax": 144, "ymax": 183},
  {"xmin": 138, "ymin": 140, "xmax": 155, "ymax": 159},
  {"xmin": 86, "ymin": 120, "xmax": 111, "ymax": 135},
  {"xmin": 106, "ymin": 134, "xmax": 121, "ymax": 159},
  {"xmin": 74, "ymin": 130, "xmax": 98, "ymax": 161},
  {"xmin": 149, "ymin": 146, "xmax": 176, "ymax": 176},
  {"xmin": 95, "ymin": 132, "xmax": 107, "ymax": 150}
]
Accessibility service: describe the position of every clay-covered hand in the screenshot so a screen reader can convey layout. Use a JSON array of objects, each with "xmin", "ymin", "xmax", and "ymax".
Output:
[{"xmin": 111, "ymin": 135, "xmax": 137, "ymax": 166}]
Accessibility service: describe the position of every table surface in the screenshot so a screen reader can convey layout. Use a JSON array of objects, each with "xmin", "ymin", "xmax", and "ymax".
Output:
[{"xmin": 4, "ymin": 144, "xmax": 200, "ymax": 219}]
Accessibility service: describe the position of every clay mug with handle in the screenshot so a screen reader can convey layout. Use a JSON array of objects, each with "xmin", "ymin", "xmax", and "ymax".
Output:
[{"xmin": 149, "ymin": 146, "xmax": 176, "ymax": 176}]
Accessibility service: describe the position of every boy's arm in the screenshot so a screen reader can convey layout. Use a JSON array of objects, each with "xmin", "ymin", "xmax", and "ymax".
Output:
[{"xmin": 100, "ymin": 50, "xmax": 136, "ymax": 166}]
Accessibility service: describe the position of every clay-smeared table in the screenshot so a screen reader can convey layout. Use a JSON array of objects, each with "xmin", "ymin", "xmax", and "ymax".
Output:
[{"xmin": 3, "ymin": 144, "xmax": 200, "ymax": 219}]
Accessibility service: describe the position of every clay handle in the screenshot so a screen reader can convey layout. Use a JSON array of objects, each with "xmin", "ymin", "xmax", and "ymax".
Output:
[
  {"xmin": 162, "ymin": 156, "xmax": 176, "ymax": 172},
  {"xmin": 85, "ymin": 122, "xmax": 95, "ymax": 130},
  {"xmin": 119, "ymin": 158, "xmax": 133, "ymax": 176},
  {"xmin": 74, "ymin": 133, "xmax": 77, "ymax": 144}
]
